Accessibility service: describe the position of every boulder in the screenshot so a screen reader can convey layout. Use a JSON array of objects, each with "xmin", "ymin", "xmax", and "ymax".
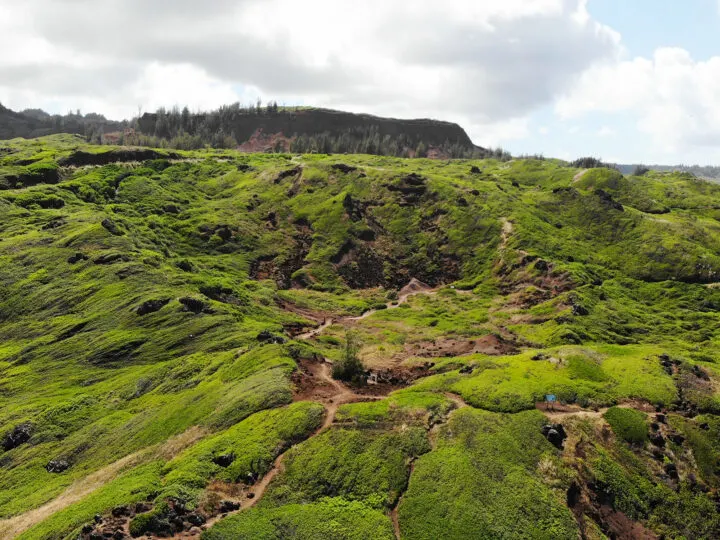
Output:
[
  {"xmin": 46, "ymin": 459, "xmax": 70, "ymax": 473},
  {"xmin": 111, "ymin": 505, "xmax": 131, "ymax": 518},
  {"xmin": 186, "ymin": 514, "xmax": 206, "ymax": 527},
  {"xmin": 542, "ymin": 424, "xmax": 567, "ymax": 449},
  {"xmin": 68, "ymin": 252, "xmax": 89, "ymax": 264},
  {"xmin": 256, "ymin": 330, "xmax": 286, "ymax": 344},
  {"xmin": 136, "ymin": 298, "xmax": 170, "ymax": 316},
  {"xmin": 331, "ymin": 163, "xmax": 358, "ymax": 174},
  {"xmin": 2, "ymin": 423, "xmax": 33, "ymax": 451},
  {"xmin": 650, "ymin": 433, "xmax": 665, "ymax": 447},
  {"xmin": 179, "ymin": 297, "xmax": 206, "ymax": 314},
  {"xmin": 219, "ymin": 500, "xmax": 240, "ymax": 513},
  {"xmin": 669, "ymin": 433, "xmax": 685, "ymax": 445},
  {"xmin": 470, "ymin": 166, "xmax": 481, "ymax": 174},
  {"xmin": 101, "ymin": 218, "xmax": 124, "ymax": 236},
  {"xmin": 212, "ymin": 453, "xmax": 235, "ymax": 468}
]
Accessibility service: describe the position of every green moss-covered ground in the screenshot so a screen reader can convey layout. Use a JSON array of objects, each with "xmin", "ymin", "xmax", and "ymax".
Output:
[{"xmin": 2, "ymin": 135, "xmax": 720, "ymax": 538}]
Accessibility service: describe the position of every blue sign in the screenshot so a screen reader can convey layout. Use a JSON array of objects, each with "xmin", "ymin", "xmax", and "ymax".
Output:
[{"xmin": 545, "ymin": 394, "xmax": 556, "ymax": 402}]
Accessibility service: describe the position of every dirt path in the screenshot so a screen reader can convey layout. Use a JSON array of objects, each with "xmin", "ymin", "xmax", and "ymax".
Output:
[
  {"xmin": 536, "ymin": 400, "xmax": 655, "ymax": 422},
  {"xmin": 390, "ymin": 393, "xmax": 468, "ymax": 539},
  {"xmin": 499, "ymin": 218, "xmax": 513, "ymax": 250},
  {"xmin": 0, "ymin": 427, "xmax": 207, "ymax": 539},
  {"xmin": 296, "ymin": 279, "xmax": 437, "ymax": 340},
  {"xmin": 192, "ymin": 361, "xmax": 385, "ymax": 537},
  {"xmin": 572, "ymin": 169, "xmax": 588, "ymax": 183}
]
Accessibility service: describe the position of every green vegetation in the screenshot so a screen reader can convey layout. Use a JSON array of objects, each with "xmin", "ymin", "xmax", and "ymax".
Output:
[
  {"xmin": 332, "ymin": 331, "xmax": 365, "ymax": 382},
  {"xmin": 2, "ymin": 135, "xmax": 720, "ymax": 538},
  {"xmin": 603, "ymin": 407, "xmax": 648, "ymax": 445}
]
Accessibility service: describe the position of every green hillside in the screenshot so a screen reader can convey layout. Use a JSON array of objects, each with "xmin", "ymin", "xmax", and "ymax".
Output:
[{"xmin": 1, "ymin": 134, "xmax": 720, "ymax": 539}]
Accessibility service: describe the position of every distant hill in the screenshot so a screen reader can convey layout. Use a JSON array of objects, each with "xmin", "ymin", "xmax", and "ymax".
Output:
[
  {"xmin": 0, "ymin": 103, "xmax": 493, "ymax": 158},
  {"xmin": 0, "ymin": 103, "xmax": 125, "ymax": 141},
  {"xmin": 618, "ymin": 163, "xmax": 720, "ymax": 180}
]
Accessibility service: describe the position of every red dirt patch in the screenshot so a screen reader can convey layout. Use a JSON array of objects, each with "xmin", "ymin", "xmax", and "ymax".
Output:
[{"xmin": 404, "ymin": 334, "xmax": 517, "ymax": 358}]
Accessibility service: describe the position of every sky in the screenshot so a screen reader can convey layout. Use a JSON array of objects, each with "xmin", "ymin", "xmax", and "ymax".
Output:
[{"xmin": 1, "ymin": 0, "xmax": 719, "ymax": 164}]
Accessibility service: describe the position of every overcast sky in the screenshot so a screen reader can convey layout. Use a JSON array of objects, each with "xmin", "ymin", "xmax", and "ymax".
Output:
[{"xmin": 1, "ymin": 0, "xmax": 719, "ymax": 164}]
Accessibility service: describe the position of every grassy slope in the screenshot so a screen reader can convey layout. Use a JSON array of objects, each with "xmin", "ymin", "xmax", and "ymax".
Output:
[{"xmin": 1, "ymin": 135, "xmax": 720, "ymax": 538}]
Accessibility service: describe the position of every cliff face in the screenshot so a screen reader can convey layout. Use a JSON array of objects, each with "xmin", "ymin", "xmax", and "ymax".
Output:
[{"xmin": 137, "ymin": 108, "xmax": 476, "ymax": 148}]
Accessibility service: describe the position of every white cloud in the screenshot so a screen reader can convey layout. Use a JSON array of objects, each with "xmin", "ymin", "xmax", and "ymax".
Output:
[
  {"xmin": 597, "ymin": 126, "xmax": 616, "ymax": 137},
  {"xmin": 0, "ymin": 0, "xmax": 619, "ymax": 147},
  {"xmin": 557, "ymin": 47, "xmax": 720, "ymax": 155}
]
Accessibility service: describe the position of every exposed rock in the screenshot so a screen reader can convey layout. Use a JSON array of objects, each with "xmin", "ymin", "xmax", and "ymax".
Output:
[
  {"xmin": 274, "ymin": 166, "xmax": 302, "ymax": 183},
  {"xmin": 470, "ymin": 166, "xmax": 481, "ymax": 174},
  {"xmin": 664, "ymin": 462, "xmax": 679, "ymax": 479},
  {"xmin": 212, "ymin": 453, "xmax": 235, "ymax": 467},
  {"xmin": 163, "ymin": 204, "xmax": 181, "ymax": 214},
  {"xmin": 331, "ymin": 163, "xmax": 358, "ymax": 174},
  {"xmin": 2, "ymin": 423, "xmax": 33, "ymax": 451},
  {"xmin": 58, "ymin": 149, "xmax": 179, "ymax": 167},
  {"xmin": 176, "ymin": 260, "xmax": 195, "ymax": 272},
  {"xmin": 186, "ymin": 514, "xmax": 206, "ymax": 527},
  {"xmin": 111, "ymin": 505, "xmax": 131, "ymax": 518},
  {"xmin": 93, "ymin": 253, "xmax": 129, "ymax": 265},
  {"xmin": 668, "ymin": 433, "xmax": 685, "ymax": 445},
  {"xmin": 68, "ymin": 252, "xmax": 89, "ymax": 264},
  {"xmin": 179, "ymin": 297, "xmax": 207, "ymax": 314},
  {"xmin": 46, "ymin": 459, "xmax": 70, "ymax": 473},
  {"xmin": 101, "ymin": 218, "xmax": 124, "ymax": 236},
  {"xmin": 656, "ymin": 413, "xmax": 666, "ymax": 424},
  {"xmin": 42, "ymin": 217, "xmax": 66, "ymax": 230},
  {"xmin": 256, "ymin": 330, "xmax": 286, "ymax": 344},
  {"xmin": 136, "ymin": 298, "xmax": 170, "ymax": 316},
  {"xmin": 594, "ymin": 189, "xmax": 624, "ymax": 212},
  {"xmin": 541, "ymin": 424, "xmax": 567, "ymax": 449},
  {"xmin": 219, "ymin": 500, "xmax": 240, "ymax": 513},
  {"xmin": 650, "ymin": 433, "xmax": 665, "ymax": 447}
]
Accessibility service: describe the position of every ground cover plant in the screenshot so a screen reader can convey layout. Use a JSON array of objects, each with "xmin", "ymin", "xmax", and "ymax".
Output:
[{"xmin": 1, "ymin": 135, "xmax": 720, "ymax": 538}]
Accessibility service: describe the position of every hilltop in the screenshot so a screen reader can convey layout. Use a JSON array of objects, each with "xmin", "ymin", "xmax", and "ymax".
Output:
[
  {"xmin": 1, "ymin": 135, "xmax": 720, "ymax": 539},
  {"xmin": 0, "ymin": 104, "xmax": 486, "ymax": 159}
]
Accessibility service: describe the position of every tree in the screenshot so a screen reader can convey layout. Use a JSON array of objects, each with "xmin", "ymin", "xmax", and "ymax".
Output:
[
  {"xmin": 633, "ymin": 165, "xmax": 650, "ymax": 176},
  {"xmin": 332, "ymin": 330, "xmax": 365, "ymax": 383}
]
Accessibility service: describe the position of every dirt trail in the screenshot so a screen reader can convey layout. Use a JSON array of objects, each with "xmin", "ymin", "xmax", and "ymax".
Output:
[
  {"xmin": 572, "ymin": 169, "xmax": 588, "ymax": 183},
  {"xmin": 193, "ymin": 361, "xmax": 385, "ymax": 536},
  {"xmin": 390, "ymin": 392, "xmax": 468, "ymax": 539},
  {"xmin": 499, "ymin": 218, "xmax": 513, "ymax": 250},
  {"xmin": 0, "ymin": 427, "xmax": 207, "ymax": 539},
  {"xmin": 296, "ymin": 278, "xmax": 436, "ymax": 340},
  {"xmin": 536, "ymin": 401, "xmax": 655, "ymax": 422}
]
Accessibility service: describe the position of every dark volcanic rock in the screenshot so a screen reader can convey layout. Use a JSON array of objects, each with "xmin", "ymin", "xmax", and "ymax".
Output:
[
  {"xmin": 331, "ymin": 163, "xmax": 358, "ymax": 174},
  {"xmin": 212, "ymin": 453, "xmax": 235, "ymax": 468},
  {"xmin": 46, "ymin": 459, "xmax": 70, "ymax": 473},
  {"xmin": 256, "ymin": 330, "xmax": 286, "ymax": 344},
  {"xmin": 179, "ymin": 297, "xmax": 207, "ymax": 314},
  {"xmin": 541, "ymin": 424, "xmax": 567, "ymax": 449},
  {"xmin": 68, "ymin": 252, "xmax": 89, "ymax": 264},
  {"xmin": 101, "ymin": 218, "xmax": 124, "ymax": 236},
  {"xmin": 136, "ymin": 298, "xmax": 170, "ymax": 316},
  {"xmin": 594, "ymin": 189, "xmax": 624, "ymax": 211},
  {"xmin": 2, "ymin": 423, "xmax": 33, "ymax": 451},
  {"xmin": 219, "ymin": 500, "xmax": 240, "ymax": 513},
  {"xmin": 93, "ymin": 253, "xmax": 129, "ymax": 265},
  {"xmin": 274, "ymin": 166, "xmax": 302, "ymax": 183},
  {"xmin": 470, "ymin": 166, "xmax": 481, "ymax": 174},
  {"xmin": 58, "ymin": 149, "xmax": 179, "ymax": 167},
  {"xmin": 186, "ymin": 514, "xmax": 206, "ymax": 527}
]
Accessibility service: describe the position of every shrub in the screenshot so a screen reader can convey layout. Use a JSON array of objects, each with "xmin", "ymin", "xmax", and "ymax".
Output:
[
  {"xmin": 604, "ymin": 407, "xmax": 648, "ymax": 445},
  {"xmin": 332, "ymin": 331, "xmax": 365, "ymax": 382}
]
